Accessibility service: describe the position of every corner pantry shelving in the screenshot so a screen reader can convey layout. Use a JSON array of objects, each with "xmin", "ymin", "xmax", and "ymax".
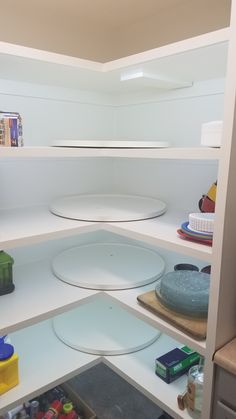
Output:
[
  {"xmin": 0, "ymin": 205, "xmax": 213, "ymax": 261},
  {"xmin": 1, "ymin": 9, "xmax": 236, "ymax": 419}
]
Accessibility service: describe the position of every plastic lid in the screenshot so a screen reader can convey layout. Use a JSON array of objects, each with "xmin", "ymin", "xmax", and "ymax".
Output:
[{"xmin": 0, "ymin": 342, "xmax": 14, "ymax": 360}]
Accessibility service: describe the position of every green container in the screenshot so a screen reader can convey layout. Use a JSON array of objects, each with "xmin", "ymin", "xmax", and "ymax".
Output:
[{"xmin": 0, "ymin": 251, "xmax": 14, "ymax": 295}]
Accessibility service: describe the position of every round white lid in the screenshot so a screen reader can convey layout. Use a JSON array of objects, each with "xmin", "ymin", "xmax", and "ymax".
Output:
[
  {"xmin": 52, "ymin": 243, "xmax": 165, "ymax": 290},
  {"xmin": 52, "ymin": 140, "xmax": 169, "ymax": 148},
  {"xmin": 53, "ymin": 297, "xmax": 161, "ymax": 355},
  {"xmin": 50, "ymin": 194, "xmax": 167, "ymax": 222}
]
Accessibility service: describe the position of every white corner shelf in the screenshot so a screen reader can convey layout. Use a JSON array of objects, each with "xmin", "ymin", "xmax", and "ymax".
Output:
[
  {"xmin": 104, "ymin": 334, "xmax": 194, "ymax": 419},
  {"xmin": 0, "ymin": 205, "xmax": 99, "ymax": 249},
  {"xmin": 0, "ymin": 259, "xmax": 100, "ymax": 335},
  {"xmin": 0, "ymin": 320, "xmax": 100, "ymax": 415},
  {"xmin": 0, "ymin": 29, "xmax": 228, "ymax": 92},
  {"xmin": 0, "ymin": 206, "xmax": 213, "ymax": 261},
  {"xmin": 106, "ymin": 212, "xmax": 213, "ymax": 262},
  {"xmin": 0, "ymin": 319, "xmax": 191, "ymax": 419},
  {"xmin": 106, "ymin": 286, "xmax": 206, "ymax": 356},
  {"xmin": 0, "ymin": 258, "xmax": 206, "ymax": 355},
  {"xmin": 0, "ymin": 146, "xmax": 221, "ymax": 160}
]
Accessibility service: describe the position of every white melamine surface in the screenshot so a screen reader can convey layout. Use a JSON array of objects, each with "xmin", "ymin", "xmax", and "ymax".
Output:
[
  {"xmin": 0, "ymin": 320, "xmax": 99, "ymax": 415},
  {"xmin": 52, "ymin": 140, "xmax": 169, "ymax": 148},
  {"xmin": 0, "ymin": 320, "xmax": 190, "ymax": 418},
  {"xmin": 0, "ymin": 205, "xmax": 98, "ymax": 249},
  {"xmin": 52, "ymin": 243, "xmax": 165, "ymax": 290},
  {"xmin": 0, "ymin": 259, "xmax": 99, "ymax": 335},
  {"xmin": 104, "ymin": 335, "xmax": 192, "ymax": 419},
  {"xmin": 0, "ymin": 206, "xmax": 213, "ymax": 262},
  {"xmin": 0, "ymin": 254, "xmax": 206, "ymax": 354},
  {"xmin": 106, "ymin": 287, "xmax": 206, "ymax": 356},
  {"xmin": 106, "ymin": 211, "xmax": 213, "ymax": 262},
  {"xmin": 0, "ymin": 146, "xmax": 221, "ymax": 159},
  {"xmin": 53, "ymin": 296, "xmax": 161, "ymax": 355},
  {"xmin": 50, "ymin": 194, "xmax": 167, "ymax": 222},
  {"xmin": 0, "ymin": 31, "xmax": 228, "ymax": 92}
]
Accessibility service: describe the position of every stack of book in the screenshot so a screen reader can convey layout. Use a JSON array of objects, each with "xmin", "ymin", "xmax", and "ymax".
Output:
[{"xmin": 0, "ymin": 111, "xmax": 23, "ymax": 147}]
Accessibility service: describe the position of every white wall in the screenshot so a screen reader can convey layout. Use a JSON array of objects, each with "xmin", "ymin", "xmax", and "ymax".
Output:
[{"xmin": 0, "ymin": 78, "xmax": 223, "ymax": 212}]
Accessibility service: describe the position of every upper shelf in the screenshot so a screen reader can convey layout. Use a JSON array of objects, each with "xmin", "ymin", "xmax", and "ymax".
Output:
[
  {"xmin": 0, "ymin": 205, "xmax": 213, "ymax": 262},
  {"xmin": 0, "ymin": 28, "xmax": 229, "ymax": 92},
  {"xmin": 0, "ymin": 146, "xmax": 221, "ymax": 160}
]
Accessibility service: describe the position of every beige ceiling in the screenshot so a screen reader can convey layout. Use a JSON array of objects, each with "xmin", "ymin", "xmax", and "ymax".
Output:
[
  {"xmin": 0, "ymin": 0, "xmax": 231, "ymax": 62},
  {"xmin": 2, "ymin": 0, "xmax": 184, "ymax": 29}
]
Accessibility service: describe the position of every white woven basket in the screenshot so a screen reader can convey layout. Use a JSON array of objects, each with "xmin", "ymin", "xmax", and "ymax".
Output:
[{"xmin": 189, "ymin": 213, "xmax": 214, "ymax": 233}]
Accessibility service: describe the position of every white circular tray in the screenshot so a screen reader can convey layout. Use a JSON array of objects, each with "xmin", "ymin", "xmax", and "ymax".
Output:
[
  {"xmin": 52, "ymin": 243, "xmax": 165, "ymax": 290},
  {"xmin": 52, "ymin": 140, "xmax": 169, "ymax": 148},
  {"xmin": 53, "ymin": 297, "xmax": 161, "ymax": 355},
  {"xmin": 50, "ymin": 194, "xmax": 167, "ymax": 222}
]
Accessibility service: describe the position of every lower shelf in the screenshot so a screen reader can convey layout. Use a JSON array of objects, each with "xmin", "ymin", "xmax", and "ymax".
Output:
[{"xmin": 0, "ymin": 319, "xmax": 193, "ymax": 419}]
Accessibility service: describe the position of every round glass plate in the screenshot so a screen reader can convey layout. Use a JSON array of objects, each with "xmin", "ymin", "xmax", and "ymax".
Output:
[
  {"xmin": 155, "ymin": 271, "xmax": 210, "ymax": 318},
  {"xmin": 53, "ymin": 296, "xmax": 161, "ymax": 355},
  {"xmin": 50, "ymin": 194, "xmax": 167, "ymax": 222},
  {"xmin": 52, "ymin": 140, "xmax": 169, "ymax": 149},
  {"xmin": 52, "ymin": 243, "xmax": 165, "ymax": 290}
]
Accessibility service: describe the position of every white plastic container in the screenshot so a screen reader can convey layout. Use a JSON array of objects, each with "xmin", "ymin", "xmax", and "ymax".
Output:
[{"xmin": 201, "ymin": 121, "xmax": 223, "ymax": 147}]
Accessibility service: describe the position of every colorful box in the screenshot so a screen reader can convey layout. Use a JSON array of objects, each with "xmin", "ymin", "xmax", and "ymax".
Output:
[
  {"xmin": 0, "ymin": 111, "xmax": 23, "ymax": 147},
  {"xmin": 155, "ymin": 346, "xmax": 200, "ymax": 384}
]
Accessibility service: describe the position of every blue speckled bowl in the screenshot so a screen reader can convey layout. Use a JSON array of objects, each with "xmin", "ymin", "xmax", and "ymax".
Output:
[{"xmin": 155, "ymin": 270, "xmax": 210, "ymax": 318}]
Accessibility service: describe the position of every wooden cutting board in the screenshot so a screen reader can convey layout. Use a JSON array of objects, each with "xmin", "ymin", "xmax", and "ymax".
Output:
[{"xmin": 137, "ymin": 290, "xmax": 207, "ymax": 340}]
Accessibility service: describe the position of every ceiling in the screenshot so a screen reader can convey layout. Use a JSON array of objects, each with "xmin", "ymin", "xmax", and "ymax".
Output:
[
  {"xmin": 3, "ymin": 0, "xmax": 184, "ymax": 30},
  {"xmin": 0, "ymin": 0, "xmax": 231, "ymax": 62}
]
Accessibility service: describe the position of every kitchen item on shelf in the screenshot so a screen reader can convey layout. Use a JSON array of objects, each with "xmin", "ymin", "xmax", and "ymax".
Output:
[
  {"xmin": 201, "ymin": 265, "xmax": 211, "ymax": 274},
  {"xmin": 174, "ymin": 263, "xmax": 199, "ymax": 272},
  {"xmin": 189, "ymin": 213, "xmax": 214, "ymax": 234},
  {"xmin": 52, "ymin": 140, "xmax": 169, "ymax": 148},
  {"xmin": 137, "ymin": 290, "xmax": 207, "ymax": 340},
  {"xmin": 0, "ymin": 337, "xmax": 19, "ymax": 395},
  {"xmin": 50, "ymin": 193, "xmax": 167, "ymax": 222},
  {"xmin": 187, "ymin": 356, "xmax": 205, "ymax": 413},
  {"xmin": 53, "ymin": 296, "xmax": 161, "ymax": 355},
  {"xmin": 201, "ymin": 121, "xmax": 223, "ymax": 147},
  {"xmin": 155, "ymin": 346, "xmax": 200, "ymax": 384},
  {"xmin": 177, "ymin": 229, "xmax": 213, "ymax": 245},
  {"xmin": 199, "ymin": 181, "xmax": 217, "ymax": 213},
  {"xmin": 0, "ymin": 251, "xmax": 15, "ymax": 296},
  {"xmin": 52, "ymin": 242, "xmax": 165, "ymax": 290},
  {"xmin": 155, "ymin": 270, "xmax": 210, "ymax": 318},
  {"xmin": 181, "ymin": 222, "xmax": 213, "ymax": 238},
  {"xmin": 0, "ymin": 111, "xmax": 23, "ymax": 147},
  {"xmin": 177, "ymin": 221, "xmax": 213, "ymax": 246}
]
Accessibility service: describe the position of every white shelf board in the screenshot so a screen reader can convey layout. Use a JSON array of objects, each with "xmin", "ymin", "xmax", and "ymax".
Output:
[
  {"xmin": 104, "ymin": 334, "xmax": 193, "ymax": 419},
  {"xmin": 0, "ymin": 206, "xmax": 213, "ymax": 262},
  {"xmin": 0, "ymin": 320, "xmax": 100, "ymax": 415},
  {"xmin": 106, "ymin": 284, "xmax": 206, "ymax": 356},
  {"xmin": 0, "ymin": 258, "xmax": 205, "ymax": 355},
  {"xmin": 0, "ymin": 205, "xmax": 99, "ymax": 249},
  {"xmin": 0, "ymin": 29, "xmax": 228, "ymax": 92},
  {"xmin": 0, "ymin": 259, "xmax": 100, "ymax": 335},
  {"xmin": 106, "ymin": 211, "xmax": 213, "ymax": 263},
  {"xmin": 0, "ymin": 319, "xmax": 191, "ymax": 419},
  {"xmin": 0, "ymin": 146, "xmax": 221, "ymax": 160}
]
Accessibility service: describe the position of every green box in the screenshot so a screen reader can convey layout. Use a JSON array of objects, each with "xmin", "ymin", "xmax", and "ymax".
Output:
[{"xmin": 155, "ymin": 346, "xmax": 200, "ymax": 384}]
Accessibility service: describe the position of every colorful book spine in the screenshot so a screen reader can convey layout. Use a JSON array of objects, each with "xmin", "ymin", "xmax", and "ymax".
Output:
[{"xmin": 0, "ymin": 112, "xmax": 23, "ymax": 147}]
